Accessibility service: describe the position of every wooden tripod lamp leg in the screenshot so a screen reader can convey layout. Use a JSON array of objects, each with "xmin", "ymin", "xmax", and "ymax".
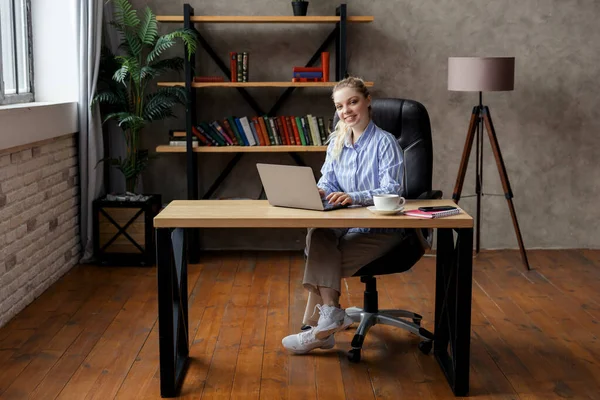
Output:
[
  {"xmin": 482, "ymin": 107, "xmax": 531, "ymax": 271},
  {"xmin": 453, "ymin": 106, "xmax": 480, "ymax": 203}
]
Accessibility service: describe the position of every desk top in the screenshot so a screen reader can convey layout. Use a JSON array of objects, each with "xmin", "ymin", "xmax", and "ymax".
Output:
[{"xmin": 154, "ymin": 200, "xmax": 473, "ymax": 229}]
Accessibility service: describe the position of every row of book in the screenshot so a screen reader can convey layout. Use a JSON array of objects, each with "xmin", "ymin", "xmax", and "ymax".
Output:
[
  {"xmin": 291, "ymin": 52, "xmax": 330, "ymax": 82},
  {"xmin": 230, "ymin": 52, "xmax": 249, "ymax": 82},
  {"xmin": 168, "ymin": 115, "xmax": 333, "ymax": 147}
]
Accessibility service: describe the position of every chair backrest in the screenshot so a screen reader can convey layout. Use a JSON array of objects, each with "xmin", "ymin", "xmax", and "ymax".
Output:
[{"xmin": 332, "ymin": 98, "xmax": 433, "ymax": 199}]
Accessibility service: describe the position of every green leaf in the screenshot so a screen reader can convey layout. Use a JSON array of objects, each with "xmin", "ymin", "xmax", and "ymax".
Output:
[
  {"xmin": 138, "ymin": 7, "xmax": 158, "ymax": 45},
  {"xmin": 146, "ymin": 35, "xmax": 175, "ymax": 64},
  {"xmin": 113, "ymin": 0, "xmax": 140, "ymax": 29}
]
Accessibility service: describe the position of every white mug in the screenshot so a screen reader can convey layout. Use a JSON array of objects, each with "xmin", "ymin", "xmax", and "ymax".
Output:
[{"xmin": 373, "ymin": 194, "xmax": 406, "ymax": 211}]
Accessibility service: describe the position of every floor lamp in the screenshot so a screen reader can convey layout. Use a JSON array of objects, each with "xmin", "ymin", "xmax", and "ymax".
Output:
[{"xmin": 448, "ymin": 56, "xmax": 530, "ymax": 270}]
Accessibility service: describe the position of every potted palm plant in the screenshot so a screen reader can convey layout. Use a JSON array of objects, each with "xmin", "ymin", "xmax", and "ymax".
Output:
[
  {"xmin": 92, "ymin": 0, "xmax": 196, "ymax": 265},
  {"xmin": 94, "ymin": 0, "xmax": 196, "ymax": 193}
]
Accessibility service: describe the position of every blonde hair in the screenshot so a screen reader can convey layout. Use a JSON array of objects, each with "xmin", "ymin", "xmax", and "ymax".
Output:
[{"xmin": 328, "ymin": 76, "xmax": 371, "ymax": 160}]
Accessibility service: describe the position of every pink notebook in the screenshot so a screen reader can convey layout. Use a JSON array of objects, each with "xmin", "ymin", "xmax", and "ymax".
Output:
[{"xmin": 404, "ymin": 208, "xmax": 462, "ymax": 219}]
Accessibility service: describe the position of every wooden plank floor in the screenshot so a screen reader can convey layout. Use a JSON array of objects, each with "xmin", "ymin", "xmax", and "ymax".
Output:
[{"xmin": 0, "ymin": 249, "xmax": 599, "ymax": 399}]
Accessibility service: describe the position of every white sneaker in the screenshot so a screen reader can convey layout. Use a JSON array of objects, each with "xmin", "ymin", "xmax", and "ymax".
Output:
[
  {"xmin": 313, "ymin": 304, "xmax": 354, "ymax": 340},
  {"xmin": 282, "ymin": 328, "xmax": 335, "ymax": 354}
]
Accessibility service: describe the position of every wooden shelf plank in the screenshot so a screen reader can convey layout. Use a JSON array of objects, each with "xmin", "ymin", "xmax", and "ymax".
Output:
[
  {"xmin": 156, "ymin": 145, "xmax": 327, "ymax": 153},
  {"xmin": 156, "ymin": 15, "xmax": 374, "ymax": 23},
  {"xmin": 157, "ymin": 81, "xmax": 374, "ymax": 88}
]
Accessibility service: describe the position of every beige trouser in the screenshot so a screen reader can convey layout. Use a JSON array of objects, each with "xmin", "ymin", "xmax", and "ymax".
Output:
[{"xmin": 302, "ymin": 227, "xmax": 406, "ymax": 326}]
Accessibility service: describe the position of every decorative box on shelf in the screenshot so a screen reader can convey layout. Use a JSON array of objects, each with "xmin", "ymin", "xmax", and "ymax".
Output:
[{"xmin": 93, "ymin": 193, "xmax": 162, "ymax": 266}]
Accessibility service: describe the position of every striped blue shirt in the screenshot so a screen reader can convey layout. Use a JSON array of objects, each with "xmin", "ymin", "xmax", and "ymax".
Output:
[{"xmin": 317, "ymin": 120, "xmax": 405, "ymax": 233}]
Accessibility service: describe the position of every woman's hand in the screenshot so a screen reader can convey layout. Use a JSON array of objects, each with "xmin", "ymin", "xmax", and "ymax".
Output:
[
  {"xmin": 318, "ymin": 188, "xmax": 326, "ymax": 198},
  {"xmin": 326, "ymin": 192, "xmax": 353, "ymax": 206}
]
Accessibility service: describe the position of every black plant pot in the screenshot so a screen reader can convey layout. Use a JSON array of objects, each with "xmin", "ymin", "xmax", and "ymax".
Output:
[{"xmin": 292, "ymin": 1, "xmax": 309, "ymax": 16}]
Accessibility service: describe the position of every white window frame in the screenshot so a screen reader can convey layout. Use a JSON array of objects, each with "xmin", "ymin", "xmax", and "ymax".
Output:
[{"xmin": 0, "ymin": 0, "xmax": 34, "ymax": 105}]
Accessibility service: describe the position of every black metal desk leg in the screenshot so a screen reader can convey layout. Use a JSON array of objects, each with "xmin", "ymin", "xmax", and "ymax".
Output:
[
  {"xmin": 434, "ymin": 227, "xmax": 473, "ymax": 397},
  {"xmin": 157, "ymin": 228, "xmax": 190, "ymax": 397}
]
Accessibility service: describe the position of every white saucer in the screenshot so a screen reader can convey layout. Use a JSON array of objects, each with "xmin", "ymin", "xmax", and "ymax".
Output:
[{"xmin": 367, "ymin": 206, "xmax": 404, "ymax": 215}]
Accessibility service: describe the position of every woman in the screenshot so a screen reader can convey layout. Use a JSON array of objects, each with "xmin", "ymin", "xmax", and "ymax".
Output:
[{"xmin": 282, "ymin": 76, "xmax": 407, "ymax": 354}]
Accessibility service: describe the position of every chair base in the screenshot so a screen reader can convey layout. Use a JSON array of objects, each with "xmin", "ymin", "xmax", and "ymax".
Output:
[{"xmin": 345, "ymin": 306, "xmax": 434, "ymax": 362}]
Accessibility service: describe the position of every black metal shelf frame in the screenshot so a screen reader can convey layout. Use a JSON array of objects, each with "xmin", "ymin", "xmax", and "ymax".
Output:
[{"xmin": 178, "ymin": 4, "xmax": 351, "ymax": 261}]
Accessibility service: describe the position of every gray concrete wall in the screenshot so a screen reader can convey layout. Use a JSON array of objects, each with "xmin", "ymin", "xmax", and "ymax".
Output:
[{"xmin": 118, "ymin": 0, "xmax": 600, "ymax": 250}]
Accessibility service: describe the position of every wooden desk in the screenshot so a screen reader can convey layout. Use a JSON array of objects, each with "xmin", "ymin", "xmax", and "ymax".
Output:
[{"xmin": 154, "ymin": 200, "xmax": 474, "ymax": 397}]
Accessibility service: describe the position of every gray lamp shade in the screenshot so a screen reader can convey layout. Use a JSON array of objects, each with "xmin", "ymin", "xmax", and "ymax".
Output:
[{"xmin": 448, "ymin": 57, "xmax": 515, "ymax": 92}]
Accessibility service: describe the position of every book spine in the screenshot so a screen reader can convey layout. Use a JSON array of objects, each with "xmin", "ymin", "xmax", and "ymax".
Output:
[
  {"xmin": 252, "ymin": 116, "xmax": 266, "ymax": 145},
  {"xmin": 191, "ymin": 126, "xmax": 211, "ymax": 146},
  {"xmin": 249, "ymin": 119, "xmax": 261, "ymax": 145},
  {"xmin": 276, "ymin": 116, "xmax": 288, "ymax": 145},
  {"xmin": 317, "ymin": 116, "xmax": 328, "ymax": 144},
  {"xmin": 306, "ymin": 114, "xmax": 320, "ymax": 145},
  {"xmin": 169, "ymin": 140, "xmax": 198, "ymax": 147},
  {"xmin": 260, "ymin": 116, "xmax": 275, "ymax": 145},
  {"xmin": 226, "ymin": 116, "xmax": 246, "ymax": 145},
  {"xmin": 291, "ymin": 117, "xmax": 305, "ymax": 146},
  {"xmin": 234, "ymin": 118, "xmax": 250, "ymax": 146},
  {"xmin": 211, "ymin": 121, "xmax": 233, "ymax": 145},
  {"xmin": 293, "ymin": 72, "xmax": 323, "ymax": 78},
  {"xmin": 230, "ymin": 52, "xmax": 237, "ymax": 82},
  {"xmin": 301, "ymin": 117, "xmax": 312, "ymax": 145},
  {"xmin": 221, "ymin": 119, "xmax": 239, "ymax": 145},
  {"xmin": 200, "ymin": 122, "xmax": 226, "ymax": 146},
  {"xmin": 292, "ymin": 78, "xmax": 322, "ymax": 82},
  {"xmin": 237, "ymin": 53, "xmax": 243, "ymax": 82},
  {"xmin": 295, "ymin": 116, "xmax": 308, "ymax": 146},
  {"xmin": 193, "ymin": 76, "xmax": 225, "ymax": 82},
  {"xmin": 285, "ymin": 116, "xmax": 298, "ymax": 146},
  {"xmin": 292, "ymin": 66, "xmax": 323, "ymax": 73},
  {"xmin": 238, "ymin": 117, "xmax": 256, "ymax": 146},
  {"xmin": 268, "ymin": 117, "xmax": 281, "ymax": 145},
  {"xmin": 242, "ymin": 51, "xmax": 248, "ymax": 82},
  {"xmin": 240, "ymin": 116, "xmax": 257, "ymax": 145},
  {"xmin": 196, "ymin": 124, "xmax": 218, "ymax": 146},
  {"xmin": 321, "ymin": 52, "xmax": 330, "ymax": 82}
]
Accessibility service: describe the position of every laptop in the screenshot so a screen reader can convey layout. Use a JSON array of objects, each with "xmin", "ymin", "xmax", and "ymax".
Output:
[{"xmin": 256, "ymin": 163, "xmax": 348, "ymax": 211}]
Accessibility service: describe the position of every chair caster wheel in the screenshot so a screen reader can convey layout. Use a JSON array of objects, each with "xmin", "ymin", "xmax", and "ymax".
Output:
[
  {"xmin": 418, "ymin": 340, "xmax": 432, "ymax": 355},
  {"xmin": 347, "ymin": 348, "xmax": 361, "ymax": 363},
  {"xmin": 412, "ymin": 318, "xmax": 421, "ymax": 326}
]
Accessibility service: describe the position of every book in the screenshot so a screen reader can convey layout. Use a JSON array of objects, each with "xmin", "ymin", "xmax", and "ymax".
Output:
[
  {"xmin": 293, "ymin": 71, "xmax": 323, "ymax": 79},
  {"xmin": 321, "ymin": 52, "xmax": 330, "ymax": 82},
  {"xmin": 239, "ymin": 116, "xmax": 257, "ymax": 146},
  {"xmin": 242, "ymin": 51, "xmax": 248, "ymax": 82},
  {"xmin": 221, "ymin": 119, "xmax": 239, "ymax": 145},
  {"xmin": 225, "ymin": 116, "xmax": 246, "ymax": 145},
  {"xmin": 292, "ymin": 77, "xmax": 322, "ymax": 82},
  {"xmin": 193, "ymin": 76, "xmax": 225, "ymax": 82},
  {"xmin": 169, "ymin": 140, "xmax": 199, "ymax": 147},
  {"xmin": 236, "ymin": 53, "xmax": 243, "ymax": 82},
  {"xmin": 403, "ymin": 208, "xmax": 462, "ymax": 219},
  {"xmin": 292, "ymin": 66, "xmax": 323, "ymax": 73},
  {"xmin": 229, "ymin": 52, "xmax": 237, "ymax": 82}
]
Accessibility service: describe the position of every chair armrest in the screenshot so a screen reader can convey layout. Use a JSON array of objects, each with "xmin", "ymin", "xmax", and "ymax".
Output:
[{"xmin": 417, "ymin": 190, "xmax": 443, "ymax": 200}]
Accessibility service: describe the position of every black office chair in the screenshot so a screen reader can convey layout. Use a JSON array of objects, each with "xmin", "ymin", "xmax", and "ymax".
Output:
[{"xmin": 338, "ymin": 98, "xmax": 440, "ymax": 362}]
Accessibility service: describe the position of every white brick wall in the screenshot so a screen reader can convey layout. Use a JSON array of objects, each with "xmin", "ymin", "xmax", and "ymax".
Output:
[{"xmin": 0, "ymin": 134, "xmax": 80, "ymax": 328}]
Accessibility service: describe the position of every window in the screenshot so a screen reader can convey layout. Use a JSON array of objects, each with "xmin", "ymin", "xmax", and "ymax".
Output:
[{"xmin": 0, "ymin": 0, "xmax": 33, "ymax": 105}]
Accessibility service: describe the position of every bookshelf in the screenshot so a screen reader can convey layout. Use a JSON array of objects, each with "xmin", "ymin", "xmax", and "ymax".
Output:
[
  {"xmin": 157, "ymin": 4, "xmax": 373, "ymax": 265},
  {"xmin": 157, "ymin": 81, "xmax": 374, "ymax": 88}
]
